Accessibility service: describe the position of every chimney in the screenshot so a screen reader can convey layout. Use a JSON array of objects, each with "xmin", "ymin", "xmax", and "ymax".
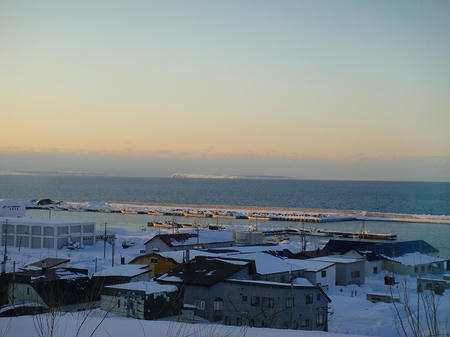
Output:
[{"xmin": 121, "ymin": 256, "xmax": 125, "ymax": 265}]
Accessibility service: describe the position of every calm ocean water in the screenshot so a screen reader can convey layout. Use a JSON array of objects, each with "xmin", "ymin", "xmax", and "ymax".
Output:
[{"xmin": 0, "ymin": 176, "xmax": 449, "ymax": 215}]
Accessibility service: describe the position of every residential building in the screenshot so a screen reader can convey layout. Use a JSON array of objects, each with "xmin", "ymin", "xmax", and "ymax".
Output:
[
  {"xmin": 129, "ymin": 253, "xmax": 177, "ymax": 278},
  {"xmin": 157, "ymin": 256, "xmax": 331, "ymax": 331},
  {"xmin": 310, "ymin": 256, "xmax": 365, "ymax": 286},
  {"xmin": 101, "ymin": 281, "xmax": 181, "ymax": 319},
  {"xmin": 144, "ymin": 230, "xmax": 234, "ymax": 253},
  {"xmin": 6, "ymin": 268, "xmax": 97, "ymax": 312},
  {"xmin": 222, "ymin": 279, "xmax": 331, "ymax": 331}
]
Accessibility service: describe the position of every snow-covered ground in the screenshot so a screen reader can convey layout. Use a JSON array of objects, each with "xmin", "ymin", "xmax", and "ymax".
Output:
[
  {"xmin": 1, "ymin": 226, "xmax": 449, "ymax": 337},
  {"xmin": 328, "ymin": 274, "xmax": 450, "ymax": 336},
  {"xmin": 0, "ymin": 313, "xmax": 369, "ymax": 337}
]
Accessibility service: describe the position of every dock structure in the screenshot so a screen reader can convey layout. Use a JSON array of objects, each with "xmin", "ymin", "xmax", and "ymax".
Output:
[{"xmin": 262, "ymin": 227, "xmax": 396, "ymax": 241}]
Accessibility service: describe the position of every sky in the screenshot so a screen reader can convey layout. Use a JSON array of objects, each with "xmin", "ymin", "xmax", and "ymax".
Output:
[{"xmin": 0, "ymin": 1, "xmax": 449, "ymax": 181}]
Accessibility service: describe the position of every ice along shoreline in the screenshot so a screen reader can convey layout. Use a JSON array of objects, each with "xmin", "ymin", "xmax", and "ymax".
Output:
[{"xmin": 27, "ymin": 199, "xmax": 450, "ymax": 225}]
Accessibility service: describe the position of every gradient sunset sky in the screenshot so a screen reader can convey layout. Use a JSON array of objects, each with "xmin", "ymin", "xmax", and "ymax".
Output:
[{"xmin": 1, "ymin": 1, "xmax": 449, "ymax": 181}]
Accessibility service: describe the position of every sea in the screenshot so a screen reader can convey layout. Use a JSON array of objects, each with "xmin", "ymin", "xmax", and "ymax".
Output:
[{"xmin": 1, "ymin": 175, "xmax": 450, "ymax": 257}]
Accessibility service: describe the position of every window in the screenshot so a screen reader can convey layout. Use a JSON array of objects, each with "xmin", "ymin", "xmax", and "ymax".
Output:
[
  {"xmin": 285, "ymin": 297, "xmax": 293, "ymax": 308},
  {"xmin": 197, "ymin": 300, "xmax": 205, "ymax": 310},
  {"xmin": 305, "ymin": 294, "xmax": 313, "ymax": 304},
  {"xmin": 262, "ymin": 297, "xmax": 274, "ymax": 308},
  {"xmin": 373, "ymin": 267, "xmax": 378, "ymax": 274},
  {"xmin": 117, "ymin": 300, "xmax": 120, "ymax": 308},
  {"xmin": 251, "ymin": 296, "xmax": 260, "ymax": 306},
  {"xmin": 351, "ymin": 271, "xmax": 360, "ymax": 278},
  {"xmin": 150, "ymin": 258, "xmax": 158, "ymax": 263},
  {"xmin": 317, "ymin": 293, "xmax": 321, "ymax": 301},
  {"xmin": 317, "ymin": 312, "xmax": 326, "ymax": 326},
  {"xmin": 301, "ymin": 319, "xmax": 310, "ymax": 328},
  {"xmin": 421, "ymin": 266, "xmax": 425, "ymax": 272},
  {"xmin": 415, "ymin": 266, "xmax": 419, "ymax": 273},
  {"xmin": 321, "ymin": 270, "xmax": 327, "ymax": 278},
  {"xmin": 241, "ymin": 295, "xmax": 247, "ymax": 302},
  {"xmin": 27, "ymin": 287, "xmax": 30, "ymax": 295},
  {"xmin": 236, "ymin": 317, "xmax": 242, "ymax": 326},
  {"xmin": 213, "ymin": 298, "xmax": 223, "ymax": 311}
]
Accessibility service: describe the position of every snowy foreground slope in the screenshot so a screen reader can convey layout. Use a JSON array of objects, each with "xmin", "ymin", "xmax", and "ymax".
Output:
[{"xmin": 0, "ymin": 314, "xmax": 368, "ymax": 337}]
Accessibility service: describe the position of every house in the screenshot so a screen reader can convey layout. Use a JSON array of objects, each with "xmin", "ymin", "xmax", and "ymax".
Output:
[
  {"xmin": 144, "ymin": 230, "xmax": 234, "ymax": 253},
  {"xmin": 285, "ymin": 259, "xmax": 336, "ymax": 290},
  {"xmin": 337, "ymin": 249, "xmax": 383, "ymax": 277},
  {"xmin": 381, "ymin": 253, "xmax": 446, "ymax": 276},
  {"xmin": 222, "ymin": 279, "xmax": 331, "ymax": 331},
  {"xmin": 0, "ymin": 217, "xmax": 95, "ymax": 249},
  {"xmin": 157, "ymin": 256, "xmax": 254, "ymax": 322},
  {"xmin": 6, "ymin": 268, "xmax": 97, "ymax": 312},
  {"xmin": 417, "ymin": 277, "xmax": 450, "ymax": 295},
  {"xmin": 92, "ymin": 264, "xmax": 151, "ymax": 287},
  {"xmin": 100, "ymin": 281, "xmax": 181, "ymax": 319},
  {"xmin": 158, "ymin": 256, "xmax": 331, "ymax": 331},
  {"xmin": 129, "ymin": 253, "xmax": 178, "ymax": 278},
  {"xmin": 21, "ymin": 258, "xmax": 70, "ymax": 271},
  {"xmin": 324, "ymin": 239, "xmax": 443, "ymax": 277},
  {"xmin": 310, "ymin": 256, "xmax": 365, "ymax": 286}
]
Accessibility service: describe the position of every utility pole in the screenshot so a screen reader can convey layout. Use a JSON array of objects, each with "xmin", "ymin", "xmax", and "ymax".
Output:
[
  {"xmin": 301, "ymin": 222, "xmax": 306, "ymax": 252},
  {"xmin": 12, "ymin": 261, "xmax": 16, "ymax": 305},
  {"xmin": 2, "ymin": 219, "xmax": 8, "ymax": 274},
  {"xmin": 111, "ymin": 236, "xmax": 115, "ymax": 267},
  {"xmin": 103, "ymin": 222, "xmax": 107, "ymax": 259}
]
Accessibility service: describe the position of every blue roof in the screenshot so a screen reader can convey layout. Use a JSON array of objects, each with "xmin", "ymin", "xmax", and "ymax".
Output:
[{"xmin": 324, "ymin": 239, "xmax": 438, "ymax": 258}]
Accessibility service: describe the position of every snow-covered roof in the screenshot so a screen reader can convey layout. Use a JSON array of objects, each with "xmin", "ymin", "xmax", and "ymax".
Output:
[
  {"xmin": 93, "ymin": 264, "xmax": 149, "ymax": 277},
  {"xmin": 223, "ymin": 253, "xmax": 296, "ymax": 275},
  {"xmin": 158, "ymin": 249, "xmax": 220, "ymax": 264},
  {"xmin": 292, "ymin": 277, "xmax": 314, "ymax": 286},
  {"xmin": 157, "ymin": 275, "xmax": 183, "ymax": 283},
  {"xmin": 385, "ymin": 253, "xmax": 446, "ymax": 266},
  {"xmin": 310, "ymin": 256, "xmax": 363, "ymax": 264},
  {"xmin": 105, "ymin": 281, "xmax": 178, "ymax": 295},
  {"xmin": 286, "ymin": 259, "xmax": 335, "ymax": 272},
  {"xmin": 0, "ymin": 216, "xmax": 94, "ymax": 226},
  {"xmin": 210, "ymin": 242, "xmax": 302, "ymax": 255},
  {"xmin": 147, "ymin": 230, "xmax": 234, "ymax": 247},
  {"xmin": 227, "ymin": 278, "xmax": 317, "ymax": 289}
]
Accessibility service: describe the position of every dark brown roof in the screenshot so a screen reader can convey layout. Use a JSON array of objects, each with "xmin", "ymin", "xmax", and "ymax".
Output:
[
  {"xmin": 157, "ymin": 256, "xmax": 253, "ymax": 287},
  {"xmin": 298, "ymin": 248, "xmax": 333, "ymax": 259},
  {"xmin": 145, "ymin": 233, "xmax": 197, "ymax": 247},
  {"xmin": 25, "ymin": 258, "xmax": 70, "ymax": 270},
  {"xmin": 129, "ymin": 253, "xmax": 178, "ymax": 265}
]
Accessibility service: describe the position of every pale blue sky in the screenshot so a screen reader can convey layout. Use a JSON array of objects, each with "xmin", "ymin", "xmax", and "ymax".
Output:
[{"xmin": 0, "ymin": 1, "xmax": 449, "ymax": 180}]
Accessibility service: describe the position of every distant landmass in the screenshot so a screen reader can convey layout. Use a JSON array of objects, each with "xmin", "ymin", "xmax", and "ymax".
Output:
[
  {"xmin": 170, "ymin": 173, "xmax": 292, "ymax": 180},
  {"xmin": 0, "ymin": 169, "xmax": 105, "ymax": 177}
]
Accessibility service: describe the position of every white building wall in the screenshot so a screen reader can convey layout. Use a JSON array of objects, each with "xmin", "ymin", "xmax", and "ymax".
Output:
[{"xmin": 1, "ymin": 218, "xmax": 95, "ymax": 249}]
